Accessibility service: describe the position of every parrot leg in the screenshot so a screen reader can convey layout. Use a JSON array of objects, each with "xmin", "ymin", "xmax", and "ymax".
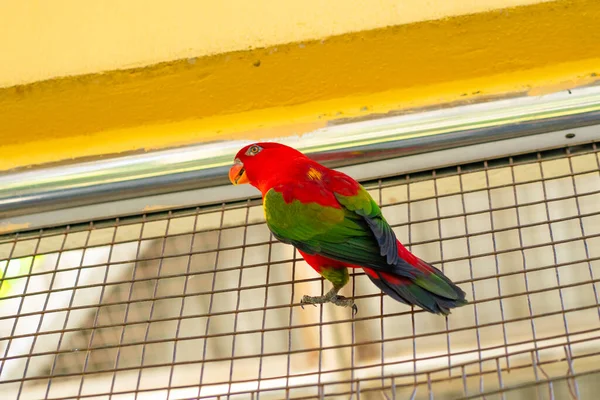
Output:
[{"xmin": 300, "ymin": 267, "xmax": 358, "ymax": 315}]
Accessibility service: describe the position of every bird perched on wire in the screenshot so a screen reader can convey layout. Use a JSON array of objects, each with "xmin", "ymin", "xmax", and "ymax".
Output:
[{"xmin": 229, "ymin": 143, "xmax": 467, "ymax": 315}]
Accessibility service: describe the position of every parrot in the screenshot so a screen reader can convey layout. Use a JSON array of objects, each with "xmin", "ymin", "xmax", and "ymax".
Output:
[{"xmin": 229, "ymin": 142, "xmax": 468, "ymax": 315}]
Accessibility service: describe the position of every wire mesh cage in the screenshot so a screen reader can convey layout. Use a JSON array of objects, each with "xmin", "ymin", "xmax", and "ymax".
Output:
[{"xmin": 1, "ymin": 140, "xmax": 600, "ymax": 399}]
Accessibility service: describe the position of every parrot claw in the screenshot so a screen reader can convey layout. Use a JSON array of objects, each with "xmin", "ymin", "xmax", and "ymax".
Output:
[
  {"xmin": 300, "ymin": 295, "xmax": 319, "ymax": 309},
  {"xmin": 330, "ymin": 295, "xmax": 358, "ymax": 315}
]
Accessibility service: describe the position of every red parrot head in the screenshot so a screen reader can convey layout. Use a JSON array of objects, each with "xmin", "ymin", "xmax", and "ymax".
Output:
[{"xmin": 229, "ymin": 142, "xmax": 306, "ymax": 190}]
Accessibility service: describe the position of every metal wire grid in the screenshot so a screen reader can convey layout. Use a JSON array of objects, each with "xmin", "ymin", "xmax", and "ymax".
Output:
[{"xmin": 1, "ymin": 141, "xmax": 600, "ymax": 400}]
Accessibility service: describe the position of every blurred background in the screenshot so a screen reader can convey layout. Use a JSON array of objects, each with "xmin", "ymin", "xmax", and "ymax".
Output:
[{"xmin": 1, "ymin": 1, "xmax": 600, "ymax": 399}]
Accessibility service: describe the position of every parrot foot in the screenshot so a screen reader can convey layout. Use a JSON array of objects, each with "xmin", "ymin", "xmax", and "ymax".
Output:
[{"xmin": 300, "ymin": 289, "xmax": 358, "ymax": 316}]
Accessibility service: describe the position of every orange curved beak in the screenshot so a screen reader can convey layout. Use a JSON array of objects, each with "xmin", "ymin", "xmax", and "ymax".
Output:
[{"xmin": 229, "ymin": 159, "xmax": 249, "ymax": 185}]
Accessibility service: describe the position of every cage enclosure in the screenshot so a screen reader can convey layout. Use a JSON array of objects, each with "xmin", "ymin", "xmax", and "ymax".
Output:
[{"xmin": 1, "ymin": 87, "xmax": 600, "ymax": 400}]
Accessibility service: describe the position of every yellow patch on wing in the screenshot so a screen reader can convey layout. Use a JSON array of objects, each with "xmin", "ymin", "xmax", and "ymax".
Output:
[{"xmin": 307, "ymin": 167, "xmax": 323, "ymax": 181}]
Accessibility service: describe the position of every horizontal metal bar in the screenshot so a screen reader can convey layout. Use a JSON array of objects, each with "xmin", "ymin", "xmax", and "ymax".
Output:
[
  {"xmin": 2, "ymin": 86, "xmax": 600, "ymax": 219},
  {"xmin": 2, "ymin": 145, "xmax": 597, "ymax": 242},
  {"xmin": 6, "ymin": 124, "xmax": 597, "ymax": 236}
]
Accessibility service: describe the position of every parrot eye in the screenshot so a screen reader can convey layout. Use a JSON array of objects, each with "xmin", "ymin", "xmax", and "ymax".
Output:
[{"xmin": 245, "ymin": 145, "xmax": 263, "ymax": 156}]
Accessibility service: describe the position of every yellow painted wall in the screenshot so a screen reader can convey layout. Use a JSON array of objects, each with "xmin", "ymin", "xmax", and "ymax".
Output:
[
  {"xmin": 1, "ymin": 0, "xmax": 550, "ymax": 87},
  {"xmin": 0, "ymin": 0, "xmax": 598, "ymax": 171}
]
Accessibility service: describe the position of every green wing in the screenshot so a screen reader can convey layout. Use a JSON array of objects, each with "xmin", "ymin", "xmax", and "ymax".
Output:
[
  {"xmin": 263, "ymin": 184, "xmax": 409, "ymax": 276},
  {"xmin": 335, "ymin": 187, "xmax": 400, "ymax": 266}
]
